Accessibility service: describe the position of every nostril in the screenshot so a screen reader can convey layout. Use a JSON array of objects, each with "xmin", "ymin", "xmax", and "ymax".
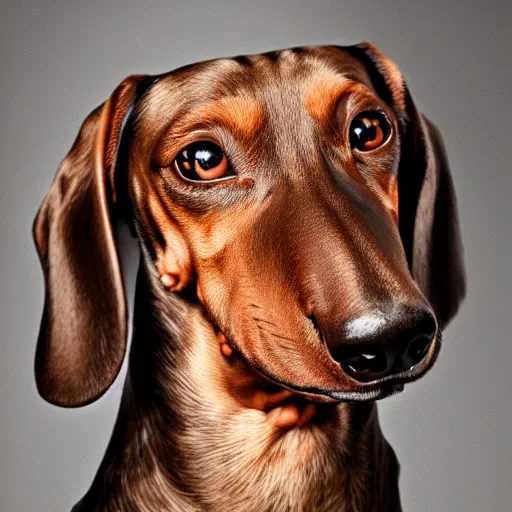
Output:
[
  {"xmin": 332, "ymin": 345, "xmax": 391, "ymax": 382},
  {"xmin": 343, "ymin": 352, "xmax": 387, "ymax": 374},
  {"xmin": 408, "ymin": 335, "xmax": 431, "ymax": 361},
  {"xmin": 405, "ymin": 334, "xmax": 434, "ymax": 369}
]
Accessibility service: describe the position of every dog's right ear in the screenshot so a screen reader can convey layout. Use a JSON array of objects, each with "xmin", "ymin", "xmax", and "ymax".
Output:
[{"xmin": 33, "ymin": 75, "xmax": 153, "ymax": 407}]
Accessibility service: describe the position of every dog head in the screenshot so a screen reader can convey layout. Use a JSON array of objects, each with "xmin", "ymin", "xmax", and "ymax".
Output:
[{"xmin": 33, "ymin": 44, "xmax": 465, "ymax": 407}]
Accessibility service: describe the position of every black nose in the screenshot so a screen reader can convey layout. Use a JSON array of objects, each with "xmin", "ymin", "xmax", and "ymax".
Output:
[{"xmin": 325, "ymin": 306, "xmax": 437, "ymax": 383}]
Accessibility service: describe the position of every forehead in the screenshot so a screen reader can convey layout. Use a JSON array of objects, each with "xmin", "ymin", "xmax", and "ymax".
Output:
[{"xmin": 136, "ymin": 46, "xmax": 375, "ymax": 138}]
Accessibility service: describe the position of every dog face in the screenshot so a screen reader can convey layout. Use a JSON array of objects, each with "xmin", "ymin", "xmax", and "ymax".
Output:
[{"xmin": 33, "ymin": 44, "xmax": 465, "ymax": 407}]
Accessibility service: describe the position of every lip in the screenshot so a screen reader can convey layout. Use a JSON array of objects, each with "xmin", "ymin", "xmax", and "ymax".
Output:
[
  {"xmin": 214, "ymin": 321, "xmax": 442, "ymax": 432},
  {"xmin": 215, "ymin": 329, "xmax": 441, "ymax": 430}
]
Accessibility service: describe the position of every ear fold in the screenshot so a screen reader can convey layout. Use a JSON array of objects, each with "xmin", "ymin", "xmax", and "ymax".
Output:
[
  {"xmin": 33, "ymin": 75, "xmax": 152, "ymax": 407},
  {"xmin": 348, "ymin": 42, "xmax": 466, "ymax": 329}
]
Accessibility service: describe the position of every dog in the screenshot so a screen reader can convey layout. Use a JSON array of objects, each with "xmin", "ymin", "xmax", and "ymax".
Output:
[{"xmin": 33, "ymin": 43, "xmax": 465, "ymax": 511}]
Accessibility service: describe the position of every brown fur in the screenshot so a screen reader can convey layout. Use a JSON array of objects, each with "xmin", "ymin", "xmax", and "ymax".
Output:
[{"xmin": 33, "ymin": 43, "xmax": 465, "ymax": 511}]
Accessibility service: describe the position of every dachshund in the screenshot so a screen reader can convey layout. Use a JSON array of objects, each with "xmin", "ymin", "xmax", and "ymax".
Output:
[{"xmin": 33, "ymin": 43, "xmax": 465, "ymax": 511}]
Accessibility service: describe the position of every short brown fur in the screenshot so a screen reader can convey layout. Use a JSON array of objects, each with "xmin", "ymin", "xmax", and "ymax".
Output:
[{"xmin": 33, "ymin": 43, "xmax": 465, "ymax": 511}]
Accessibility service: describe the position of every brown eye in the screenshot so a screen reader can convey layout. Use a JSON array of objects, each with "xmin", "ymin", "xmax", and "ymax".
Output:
[
  {"xmin": 349, "ymin": 111, "xmax": 391, "ymax": 151},
  {"xmin": 174, "ymin": 141, "xmax": 232, "ymax": 181}
]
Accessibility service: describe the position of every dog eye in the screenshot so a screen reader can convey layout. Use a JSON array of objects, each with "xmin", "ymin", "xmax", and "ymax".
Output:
[
  {"xmin": 349, "ymin": 111, "xmax": 391, "ymax": 151},
  {"xmin": 174, "ymin": 141, "xmax": 232, "ymax": 182}
]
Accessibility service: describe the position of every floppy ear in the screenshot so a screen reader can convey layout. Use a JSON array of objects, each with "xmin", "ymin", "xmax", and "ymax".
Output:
[
  {"xmin": 348, "ymin": 42, "xmax": 466, "ymax": 329},
  {"xmin": 33, "ymin": 75, "xmax": 153, "ymax": 407}
]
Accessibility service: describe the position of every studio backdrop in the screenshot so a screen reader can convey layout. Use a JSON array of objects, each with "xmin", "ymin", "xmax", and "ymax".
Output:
[{"xmin": 1, "ymin": 1, "xmax": 511, "ymax": 511}]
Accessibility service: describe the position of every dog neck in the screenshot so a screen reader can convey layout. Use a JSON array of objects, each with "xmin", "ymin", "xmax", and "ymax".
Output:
[{"xmin": 74, "ymin": 265, "xmax": 401, "ymax": 512}]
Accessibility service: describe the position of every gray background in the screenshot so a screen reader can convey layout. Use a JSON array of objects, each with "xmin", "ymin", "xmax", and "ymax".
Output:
[{"xmin": 1, "ymin": 0, "xmax": 511, "ymax": 510}]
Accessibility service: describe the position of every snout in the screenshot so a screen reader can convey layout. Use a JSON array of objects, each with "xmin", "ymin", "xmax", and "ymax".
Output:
[
  {"xmin": 197, "ymin": 179, "xmax": 442, "ymax": 402},
  {"xmin": 318, "ymin": 305, "xmax": 438, "ymax": 384}
]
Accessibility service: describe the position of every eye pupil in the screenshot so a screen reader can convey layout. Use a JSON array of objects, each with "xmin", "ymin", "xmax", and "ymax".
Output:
[
  {"xmin": 174, "ymin": 141, "xmax": 231, "ymax": 181},
  {"xmin": 195, "ymin": 146, "xmax": 222, "ymax": 170},
  {"xmin": 350, "ymin": 111, "xmax": 390, "ymax": 151}
]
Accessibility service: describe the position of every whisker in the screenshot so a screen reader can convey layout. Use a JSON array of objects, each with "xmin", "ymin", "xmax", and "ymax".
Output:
[
  {"xmin": 257, "ymin": 324, "xmax": 297, "ymax": 343},
  {"xmin": 253, "ymin": 317, "xmax": 277, "ymax": 326},
  {"xmin": 276, "ymin": 342, "xmax": 298, "ymax": 352}
]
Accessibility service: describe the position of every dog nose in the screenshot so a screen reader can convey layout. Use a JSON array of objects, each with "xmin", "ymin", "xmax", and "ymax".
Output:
[{"xmin": 324, "ymin": 306, "xmax": 437, "ymax": 383}]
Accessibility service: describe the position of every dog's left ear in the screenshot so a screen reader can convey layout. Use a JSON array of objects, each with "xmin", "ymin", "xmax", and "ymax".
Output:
[{"xmin": 348, "ymin": 42, "xmax": 466, "ymax": 329}]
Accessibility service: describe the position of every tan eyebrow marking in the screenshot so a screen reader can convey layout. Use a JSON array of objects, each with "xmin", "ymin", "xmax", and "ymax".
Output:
[
  {"xmin": 152, "ymin": 94, "xmax": 266, "ymax": 165},
  {"xmin": 301, "ymin": 70, "xmax": 359, "ymax": 124},
  {"xmin": 195, "ymin": 95, "xmax": 266, "ymax": 142}
]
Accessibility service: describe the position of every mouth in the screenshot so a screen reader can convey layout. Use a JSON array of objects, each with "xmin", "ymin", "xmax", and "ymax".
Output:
[{"xmin": 216, "ymin": 329, "xmax": 441, "ymax": 429}]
